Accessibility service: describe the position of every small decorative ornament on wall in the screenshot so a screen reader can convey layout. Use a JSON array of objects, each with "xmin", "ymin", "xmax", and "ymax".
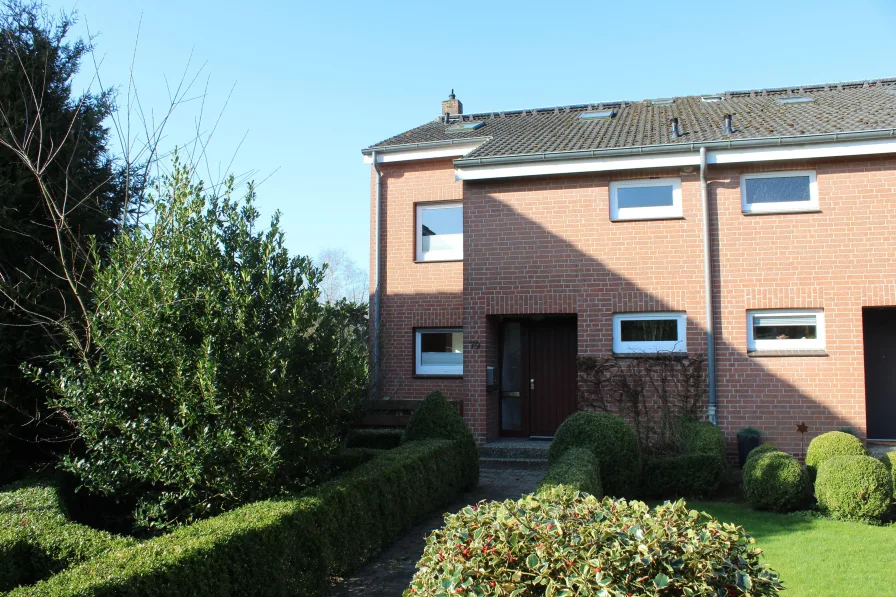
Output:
[{"xmin": 470, "ymin": 340, "xmax": 480, "ymax": 350}]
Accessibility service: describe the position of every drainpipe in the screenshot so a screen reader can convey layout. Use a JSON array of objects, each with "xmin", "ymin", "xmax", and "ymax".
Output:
[
  {"xmin": 700, "ymin": 147, "xmax": 718, "ymax": 425},
  {"xmin": 372, "ymin": 151, "xmax": 383, "ymax": 399}
]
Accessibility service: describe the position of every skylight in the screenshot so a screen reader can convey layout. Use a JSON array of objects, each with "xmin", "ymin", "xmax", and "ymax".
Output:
[
  {"xmin": 776, "ymin": 96, "xmax": 815, "ymax": 104},
  {"xmin": 446, "ymin": 121, "xmax": 484, "ymax": 133},
  {"xmin": 701, "ymin": 96, "xmax": 723, "ymax": 103},
  {"xmin": 650, "ymin": 98, "xmax": 674, "ymax": 105},
  {"xmin": 579, "ymin": 109, "xmax": 616, "ymax": 120}
]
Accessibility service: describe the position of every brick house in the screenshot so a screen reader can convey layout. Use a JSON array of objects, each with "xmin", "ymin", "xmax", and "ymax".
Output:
[{"xmin": 361, "ymin": 80, "xmax": 896, "ymax": 456}]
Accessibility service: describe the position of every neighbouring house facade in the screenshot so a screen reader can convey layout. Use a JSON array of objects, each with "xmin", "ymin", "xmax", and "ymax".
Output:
[{"xmin": 362, "ymin": 81, "xmax": 896, "ymax": 456}]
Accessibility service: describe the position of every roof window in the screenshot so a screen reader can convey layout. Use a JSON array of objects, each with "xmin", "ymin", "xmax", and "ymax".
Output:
[
  {"xmin": 446, "ymin": 121, "xmax": 484, "ymax": 133},
  {"xmin": 701, "ymin": 96, "xmax": 723, "ymax": 103},
  {"xmin": 776, "ymin": 96, "xmax": 815, "ymax": 104},
  {"xmin": 579, "ymin": 109, "xmax": 616, "ymax": 120},
  {"xmin": 650, "ymin": 98, "xmax": 674, "ymax": 105}
]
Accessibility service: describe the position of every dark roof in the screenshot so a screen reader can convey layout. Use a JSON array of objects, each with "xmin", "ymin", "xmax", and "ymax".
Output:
[{"xmin": 365, "ymin": 78, "xmax": 896, "ymax": 160}]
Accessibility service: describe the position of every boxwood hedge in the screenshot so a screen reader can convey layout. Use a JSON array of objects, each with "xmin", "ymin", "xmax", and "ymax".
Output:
[
  {"xmin": 537, "ymin": 447, "xmax": 602, "ymax": 497},
  {"xmin": 344, "ymin": 428, "xmax": 403, "ymax": 450},
  {"xmin": 4, "ymin": 439, "xmax": 470, "ymax": 597},
  {"xmin": 643, "ymin": 453, "xmax": 726, "ymax": 499},
  {"xmin": 805, "ymin": 431, "xmax": 867, "ymax": 479},
  {"xmin": 742, "ymin": 451, "xmax": 810, "ymax": 513},
  {"xmin": 815, "ymin": 454, "xmax": 892, "ymax": 523}
]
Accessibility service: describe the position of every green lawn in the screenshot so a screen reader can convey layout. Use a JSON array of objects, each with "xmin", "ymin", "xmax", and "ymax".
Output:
[{"xmin": 690, "ymin": 501, "xmax": 895, "ymax": 597}]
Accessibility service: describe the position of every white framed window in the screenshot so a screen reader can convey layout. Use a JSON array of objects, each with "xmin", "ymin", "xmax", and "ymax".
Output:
[
  {"xmin": 747, "ymin": 310, "xmax": 825, "ymax": 352},
  {"xmin": 609, "ymin": 178, "xmax": 682, "ymax": 221},
  {"xmin": 612, "ymin": 312, "xmax": 687, "ymax": 354},
  {"xmin": 740, "ymin": 171, "xmax": 818, "ymax": 214},
  {"xmin": 415, "ymin": 328, "xmax": 463, "ymax": 375},
  {"xmin": 416, "ymin": 203, "xmax": 462, "ymax": 262}
]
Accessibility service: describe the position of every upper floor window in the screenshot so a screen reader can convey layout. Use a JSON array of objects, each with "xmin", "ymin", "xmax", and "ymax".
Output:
[
  {"xmin": 747, "ymin": 310, "xmax": 825, "ymax": 352},
  {"xmin": 415, "ymin": 328, "xmax": 463, "ymax": 375},
  {"xmin": 610, "ymin": 178, "xmax": 682, "ymax": 221},
  {"xmin": 741, "ymin": 171, "xmax": 818, "ymax": 214},
  {"xmin": 612, "ymin": 312, "xmax": 687, "ymax": 354},
  {"xmin": 416, "ymin": 203, "xmax": 462, "ymax": 262}
]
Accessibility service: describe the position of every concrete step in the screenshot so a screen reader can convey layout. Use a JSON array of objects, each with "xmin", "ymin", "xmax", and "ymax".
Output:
[{"xmin": 480, "ymin": 457, "xmax": 549, "ymax": 471}]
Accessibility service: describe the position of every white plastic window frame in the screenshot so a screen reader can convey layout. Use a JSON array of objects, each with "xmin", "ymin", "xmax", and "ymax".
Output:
[
  {"xmin": 416, "ymin": 202, "xmax": 463, "ymax": 262},
  {"xmin": 612, "ymin": 312, "xmax": 687, "ymax": 354},
  {"xmin": 609, "ymin": 178, "xmax": 682, "ymax": 221},
  {"xmin": 415, "ymin": 328, "xmax": 464, "ymax": 375},
  {"xmin": 740, "ymin": 170, "xmax": 818, "ymax": 214},
  {"xmin": 746, "ymin": 309, "xmax": 825, "ymax": 352}
]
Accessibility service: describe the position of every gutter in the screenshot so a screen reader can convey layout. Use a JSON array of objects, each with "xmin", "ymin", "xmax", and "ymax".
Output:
[
  {"xmin": 699, "ymin": 147, "xmax": 718, "ymax": 425},
  {"xmin": 372, "ymin": 151, "xmax": 383, "ymax": 399},
  {"xmin": 454, "ymin": 128, "xmax": 896, "ymax": 168},
  {"xmin": 362, "ymin": 137, "xmax": 491, "ymax": 156}
]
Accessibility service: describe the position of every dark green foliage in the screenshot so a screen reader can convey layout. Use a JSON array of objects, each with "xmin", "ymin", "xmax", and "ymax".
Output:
[
  {"xmin": 643, "ymin": 453, "xmax": 726, "ymax": 499},
  {"xmin": 805, "ymin": 431, "xmax": 867, "ymax": 479},
  {"xmin": 838, "ymin": 426, "xmax": 860, "ymax": 437},
  {"xmin": 747, "ymin": 443, "xmax": 780, "ymax": 463},
  {"xmin": 0, "ymin": 479, "xmax": 135, "ymax": 592},
  {"xmin": 681, "ymin": 419, "xmax": 727, "ymax": 462},
  {"xmin": 32, "ymin": 161, "xmax": 366, "ymax": 532},
  {"xmin": 815, "ymin": 455, "xmax": 892, "ymax": 523},
  {"xmin": 549, "ymin": 411, "xmax": 640, "ymax": 498},
  {"xmin": 737, "ymin": 427, "xmax": 762, "ymax": 439},
  {"xmin": 0, "ymin": 1, "xmax": 130, "ymax": 467},
  {"xmin": 406, "ymin": 490, "xmax": 783, "ymax": 597},
  {"xmin": 742, "ymin": 451, "xmax": 810, "ymax": 512},
  {"xmin": 327, "ymin": 448, "xmax": 381, "ymax": 474},
  {"xmin": 345, "ymin": 428, "xmax": 403, "ymax": 450},
  {"xmin": 403, "ymin": 391, "xmax": 478, "ymax": 489},
  {"xmin": 4, "ymin": 439, "xmax": 469, "ymax": 597},
  {"xmin": 537, "ymin": 447, "xmax": 602, "ymax": 497},
  {"xmin": 880, "ymin": 452, "xmax": 896, "ymax": 498}
]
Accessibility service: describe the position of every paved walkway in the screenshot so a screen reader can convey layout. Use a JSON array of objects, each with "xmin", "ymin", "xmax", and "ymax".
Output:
[{"xmin": 328, "ymin": 468, "xmax": 543, "ymax": 596}]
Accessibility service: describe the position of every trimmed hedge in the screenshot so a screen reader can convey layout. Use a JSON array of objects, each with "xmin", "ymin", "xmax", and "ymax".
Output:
[
  {"xmin": 742, "ymin": 451, "xmax": 810, "ymax": 512},
  {"xmin": 548, "ymin": 412, "xmax": 640, "ymax": 498},
  {"xmin": 403, "ymin": 391, "xmax": 479, "ymax": 490},
  {"xmin": 345, "ymin": 428, "xmax": 403, "ymax": 450},
  {"xmin": 681, "ymin": 419, "xmax": 727, "ymax": 462},
  {"xmin": 5, "ymin": 439, "xmax": 469, "ymax": 597},
  {"xmin": 0, "ymin": 481, "xmax": 136, "ymax": 592},
  {"xmin": 815, "ymin": 455, "xmax": 892, "ymax": 523},
  {"xmin": 881, "ymin": 451, "xmax": 896, "ymax": 498},
  {"xmin": 537, "ymin": 447, "xmax": 602, "ymax": 497},
  {"xmin": 328, "ymin": 447, "xmax": 381, "ymax": 474},
  {"xmin": 805, "ymin": 431, "xmax": 867, "ymax": 479},
  {"xmin": 643, "ymin": 453, "xmax": 726, "ymax": 499}
]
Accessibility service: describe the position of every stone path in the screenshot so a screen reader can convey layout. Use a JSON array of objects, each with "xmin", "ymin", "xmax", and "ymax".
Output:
[{"xmin": 328, "ymin": 468, "xmax": 543, "ymax": 596}]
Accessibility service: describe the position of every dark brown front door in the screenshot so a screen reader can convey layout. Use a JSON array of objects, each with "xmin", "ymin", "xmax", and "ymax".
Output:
[
  {"xmin": 499, "ymin": 317, "xmax": 577, "ymax": 438},
  {"xmin": 863, "ymin": 307, "xmax": 896, "ymax": 440}
]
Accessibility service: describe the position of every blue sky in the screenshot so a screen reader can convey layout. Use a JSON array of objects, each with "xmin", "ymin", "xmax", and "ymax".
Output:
[{"xmin": 56, "ymin": 0, "xmax": 896, "ymax": 273}]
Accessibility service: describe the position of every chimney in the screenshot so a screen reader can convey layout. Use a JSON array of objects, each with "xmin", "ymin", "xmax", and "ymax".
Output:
[
  {"xmin": 441, "ymin": 89, "xmax": 463, "ymax": 117},
  {"xmin": 669, "ymin": 117, "xmax": 681, "ymax": 139},
  {"xmin": 723, "ymin": 113, "xmax": 735, "ymax": 136}
]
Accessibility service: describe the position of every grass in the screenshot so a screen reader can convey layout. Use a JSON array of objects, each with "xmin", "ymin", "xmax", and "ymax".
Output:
[{"xmin": 691, "ymin": 501, "xmax": 895, "ymax": 597}]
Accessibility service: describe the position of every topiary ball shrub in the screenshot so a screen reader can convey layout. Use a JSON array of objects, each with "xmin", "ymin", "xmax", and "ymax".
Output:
[
  {"xmin": 643, "ymin": 453, "xmax": 726, "ymax": 499},
  {"xmin": 880, "ymin": 451, "xmax": 896, "ymax": 499},
  {"xmin": 403, "ymin": 391, "xmax": 478, "ymax": 489},
  {"xmin": 537, "ymin": 448, "xmax": 602, "ymax": 497},
  {"xmin": 805, "ymin": 431, "xmax": 867, "ymax": 479},
  {"xmin": 742, "ymin": 451, "xmax": 810, "ymax": 512},
  {"xmin": 681, "ymin": 419, "xmax": 727, "ymax": 462},
  {"xmin": 815, "ymin": 455, "xmax": 892, "ymax": 523},
  {"xmin": 548, "ymin": 412, "xmax": 640, "ymax": 497},
  {"xmin": 746, "ymin": 442, "xmax": 779, "ymax": 464},
  {"xmin": 405, "ymin": 489, "xmax": 783, "ymax": 597}
]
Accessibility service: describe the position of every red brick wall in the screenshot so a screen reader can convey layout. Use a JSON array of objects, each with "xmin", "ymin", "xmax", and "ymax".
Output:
[{"xmin": 371, "ymin": 154, "xmax": 896, "ymax": 456}]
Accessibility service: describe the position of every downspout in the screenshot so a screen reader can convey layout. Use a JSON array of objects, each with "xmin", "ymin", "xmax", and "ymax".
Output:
[
  {"xmin": 372, "ymin": 151, "xmax": 383, "ymax": 399},
  {"xmin": 700, "ymin": 147, "xmax": 718, "ymax": 425}
]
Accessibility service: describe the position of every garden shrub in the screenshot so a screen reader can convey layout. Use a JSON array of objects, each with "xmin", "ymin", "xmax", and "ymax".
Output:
[
  {"xmin": 403, "ymin": 391, "xmax": 478, "ymax": 489},
  {"xmin": 6, "ymin": 439, "xmax": 468, "ymax": 597},
  {"xmin": 681, "ymin": 419, "xmax": 727, "ymax": 462},
  {"xmin": 537, "ymin": 447, "xmax": 602, "ymax": 497},
  {"xmin": 29, "ymin": 162, "xmax": 368, "ymax": 533},
  {"xmin": 880, "ymin": 451, "xmax": 896, "ymax": 498},
  {"xmin": 643, "ymin": 453, "xmax": 726, "ymax": 499},
  {"xmin": 746, "ymin": 442, "xmax": 780, "ymax": 463},
  {"xmin": 0, "ymin": 480, "xmax": 135, "ymax": 592},
  {"xmin": 345, "ymin": 428, "xmax": 403, "ymax": 450},
  {"xmin": 328, "ymin": 447, "xmax": 381, "ymax": 474},
  {"xmin": 406, "ymin": 489, "xmax": 783, "ymax": 597},
  {"xmin": 815, "ymin": 455, "xmax": 892, "ymax": 523},
  {"xmin": 805, "ymin": 431, "xmax": 867, "ymax": 479},
  {"xmin": 548, "ymin": 411, "xmax": 640, "ymax": 497},
  {"xmin": 742, "ymin": 451, "xmax": 810, "ymax": 512}
]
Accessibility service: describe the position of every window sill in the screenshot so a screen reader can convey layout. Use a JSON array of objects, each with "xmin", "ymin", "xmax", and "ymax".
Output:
[
  {"xmin": 414, "ymin": 258, "xmax": 463, "ymax": 264},
  {"xmin": 413, "ymin": 374, "xmax": 464, "ymax": 379},
  {"xmin": 612, "ymin": 352, "xmax": 689, "ymax": 359},
  {"xmin": 747, "ymin": 350, "xmax": 828, "ymax": 358},
  {"xmin": 742, "ymin": 209, "xmax": 822, "ymax": 216},
  {"xmin": 610, "ymin": 216, "xmax": 685, "ymax": 223}
]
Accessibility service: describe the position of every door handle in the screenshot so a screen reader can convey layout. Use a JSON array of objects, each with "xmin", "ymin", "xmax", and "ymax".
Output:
[{"xmin": 530, "ymin": 378, "xmax": 535, "ymax": 390}]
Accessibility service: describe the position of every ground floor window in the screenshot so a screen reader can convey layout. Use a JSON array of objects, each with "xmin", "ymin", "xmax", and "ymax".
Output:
[
  {"xmin": 612, "ymin": 312, "xmax": 687, "ymax": 354},
  {"xmin": 415, "ymin": 328, "xmax": 463, "ymax": 375},
  {"xmin": 747, "ymin": 310, "xmax": 824, "ymax": 351}
]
